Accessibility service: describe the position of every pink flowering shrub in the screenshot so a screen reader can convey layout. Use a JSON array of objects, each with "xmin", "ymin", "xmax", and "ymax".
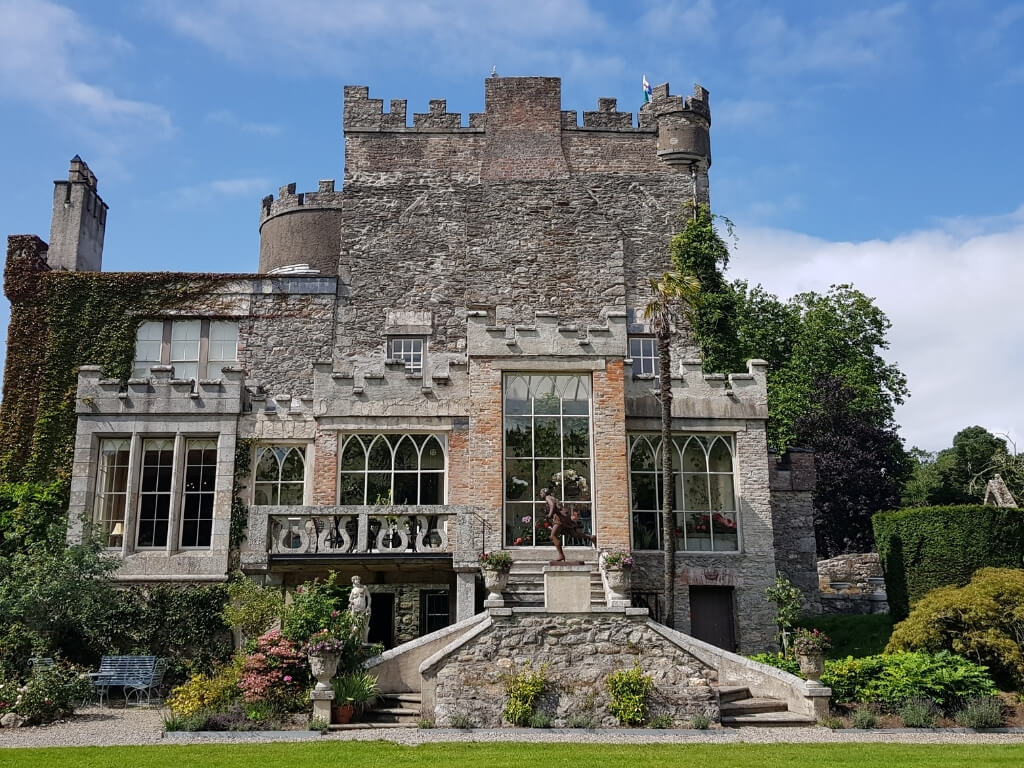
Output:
[{"xmin": 238, "ymin": 630, "xmax": 309, "ymax": 711}]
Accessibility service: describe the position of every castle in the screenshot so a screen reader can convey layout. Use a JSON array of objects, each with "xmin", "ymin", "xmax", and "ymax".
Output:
[{"xmin": 2, "ymin": 76, "xmax": 817, "ymax": 655}]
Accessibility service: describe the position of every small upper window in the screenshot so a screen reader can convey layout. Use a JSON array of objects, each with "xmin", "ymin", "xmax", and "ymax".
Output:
[
  {"xmin": 390, "ymin": 337, "xmax": 424, "ymax": 373},
  {"xmin": 133, "ymin": 319, "xmax": 238, "ymax": 380},
  {"xmin": 629, "ymin": 337, "xmax": 659, "ymax": 377}
]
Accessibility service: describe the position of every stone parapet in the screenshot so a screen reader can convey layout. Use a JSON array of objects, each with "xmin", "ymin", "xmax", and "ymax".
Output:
[
  {"xmin": 75, "ymin": 365, "xmax": 246, "ymax": 416},
  {"xmin": 466, "ymin": 309, "xmax": 628, "ymax": 358},
  {"xmin": 624, "ymin": 359, "xmax": 769, "ymax": 420}
]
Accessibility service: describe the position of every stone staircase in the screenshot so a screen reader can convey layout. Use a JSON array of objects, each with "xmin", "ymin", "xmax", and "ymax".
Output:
[
  {"xmin": 718, "ymin": 685, "xmax": 817, "ymax": 727},
  {"xmin": 328, "ymin": 691, "xmax": 422, "ymax": 730},
  {"xmin": 503, "ymin": 559, "xmax": 605, "ymax": 608}
]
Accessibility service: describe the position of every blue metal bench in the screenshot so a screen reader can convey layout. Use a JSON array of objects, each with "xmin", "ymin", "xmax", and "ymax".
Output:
[{"xmin": 91, "ymin": 656, "xmax": 167, "ymax": 706}]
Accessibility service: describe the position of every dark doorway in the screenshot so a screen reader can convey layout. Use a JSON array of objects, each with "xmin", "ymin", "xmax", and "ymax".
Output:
[
  {"xmin": 689, "ymin": 586, "xmax": 736, "ymax": 651},
  {"xmin": 419, "ymin": 589, "xmax": 451, "ymax": 635},
  {"xmin": 368, "ymin": 592, "xmax": 395, "ymax": 649}
]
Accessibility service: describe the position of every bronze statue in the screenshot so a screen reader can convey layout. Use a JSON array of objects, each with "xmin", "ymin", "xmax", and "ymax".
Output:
[{"xmin": 540, "ymin": 487, "xmax": 596, "ymax": 563}]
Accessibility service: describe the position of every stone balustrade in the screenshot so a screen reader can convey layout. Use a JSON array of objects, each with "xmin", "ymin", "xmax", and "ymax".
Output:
[{"xmin": 264, "ymin": 506, "xmax": 454, "ymax": 556}]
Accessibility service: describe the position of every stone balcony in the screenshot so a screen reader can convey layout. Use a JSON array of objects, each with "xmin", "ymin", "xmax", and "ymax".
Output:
[{"xmin": 242, "ymin": 504, "xmax": 493, "ymax": 573}]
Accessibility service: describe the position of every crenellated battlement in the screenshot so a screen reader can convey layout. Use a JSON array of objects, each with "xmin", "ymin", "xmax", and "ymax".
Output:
[
  {"xmin": 467, "ymin": 309, "xmax": 629, "ymax": 358},
  {"xmin": 259, "ymin": 179, "xmax": 344, "ymax": 227},
  {"xmin": 76, "ymin": 364, "xmax": 246, "ymax": 416},
  {"xmin": 625, "ymin": 359, "xmax": 768, "ymax": 420}
]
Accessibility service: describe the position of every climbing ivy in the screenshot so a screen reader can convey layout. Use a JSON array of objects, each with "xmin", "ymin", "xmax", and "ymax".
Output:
[
  {"xmin": 230, "ymin": 438, "xmax": 255, "ymax": 562},
  {"xmin": 0, "ymin": 261, "xmax": 218, "ymax": 484}
]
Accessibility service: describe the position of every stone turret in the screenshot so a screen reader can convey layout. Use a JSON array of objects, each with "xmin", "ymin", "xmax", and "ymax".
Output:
[
  {"xmin": 48, "ymin": 156, "xmax": 107, "ymax": 272},
  {"xmin": 258, "ymin": 180, "xmax": 343, "ymax": 276}
]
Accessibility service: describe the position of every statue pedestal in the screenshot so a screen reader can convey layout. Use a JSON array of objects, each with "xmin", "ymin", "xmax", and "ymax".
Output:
[
  {"xmin": 543, "ymin": 564, "xmax": 592, "ymax": 612},
  {"xmin": 310, "ymin": 689, "xmax": 334, "ymax": 724}
]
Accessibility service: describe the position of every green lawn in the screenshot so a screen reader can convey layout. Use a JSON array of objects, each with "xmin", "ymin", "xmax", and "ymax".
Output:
[
  {"xmin": 2, "ymin": 742, "xmax": 1023, "ymax": 768},
  {"xmin": 799, "ymin": 614, "xmax": 895, "ymax": 659}
]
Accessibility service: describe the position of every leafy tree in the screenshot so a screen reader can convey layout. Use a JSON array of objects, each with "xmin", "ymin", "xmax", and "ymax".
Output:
[
  {"xmin": 644, "ymin": 270, "xmax": 700, "ymax": 629},
  {"xmin": 903, "ymin": 427, "xmax": 1013, "ymax": 507},
  {"xmin": 797, "ymin": 377, "xmax": 912, "ymax": 556},
  {"xmin": 669, "ymin": 203, "xmax": 742, "ymax": 373}
]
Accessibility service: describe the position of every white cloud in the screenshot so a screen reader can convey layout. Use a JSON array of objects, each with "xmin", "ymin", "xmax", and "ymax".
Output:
[
  {"xmin": 637, "ymin": 0, "xmax": 716, "ymax": 38},
  {"xmin": 206, "ymin": 109, "xmax": 282, "ymax": 136},
  {"xmin": 732, "ymin": 206, "xmax": 1024, "ymax": 451},
  {"xmin": 174, "ymin": 177, "xmax": 270, "ymax": 205},
  {"xmin": 0, "ymin": 0, "xmax": 172, "ymax": 138},
  {"xmin": 712, "ymin": 98, "xmax": 778, "ymax": 128}
]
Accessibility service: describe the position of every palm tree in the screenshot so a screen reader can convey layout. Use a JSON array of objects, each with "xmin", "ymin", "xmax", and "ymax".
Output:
[{"xmin": 643, "ymin": 271, "xmax": 700, "ymax": 628}]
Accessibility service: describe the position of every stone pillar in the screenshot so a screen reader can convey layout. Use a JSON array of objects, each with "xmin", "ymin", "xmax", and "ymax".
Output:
[
  {"xmin": 311, "ymin": 427, "xmax": 337, "ymax": 504},
  {"xmin": 310, "ymin": 689, "xmax": 333, "ymax": 724},
  {"xmin": 543, "ymin": 564, "xmax": 592, "ymax": 612},
  {"xmin": 455, "ymin": 570, "xmax": 477, "ymax": 621},
  {"xmin": 592, "ymin": 359, "xmax": 629, "ymax": 550}
]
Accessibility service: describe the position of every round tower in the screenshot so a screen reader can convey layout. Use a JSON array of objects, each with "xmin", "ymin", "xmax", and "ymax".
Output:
[
  {"xmin": 258, "ymin": 180, "xmax": 344, "ymax": 275},
  {"xmin": 641, "ymin": 83, "xmax": 711, "ymax": 171}
]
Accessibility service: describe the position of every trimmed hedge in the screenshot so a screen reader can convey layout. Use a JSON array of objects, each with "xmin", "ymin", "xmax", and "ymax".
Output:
[{"xmin": 872, "ymin": 505, "xmax": 1024, "ymax": 619}]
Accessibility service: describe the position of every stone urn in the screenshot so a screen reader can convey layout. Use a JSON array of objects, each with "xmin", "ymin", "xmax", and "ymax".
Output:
[
  {"xmin": 604, "ymin": 567, "xmax": 630, "ymax": 597},
  {"xmin": 308, "ymin": 651, "xmax": 341, "ymax": 692},
  {"xmin": 797, "ymin": 651, "xmax": 825, "ymax": 681},
  {"xmin": 481, "ymin": 567, "xmax": 509, "ymax": 602}
]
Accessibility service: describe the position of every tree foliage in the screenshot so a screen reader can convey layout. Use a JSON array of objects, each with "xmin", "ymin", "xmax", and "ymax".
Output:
[{"xmin": 903, "ymin": 426, "xmax": 1018, "ymax": 507}]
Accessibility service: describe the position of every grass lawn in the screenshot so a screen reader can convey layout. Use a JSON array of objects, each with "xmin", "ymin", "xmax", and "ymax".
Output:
[
  {"xmin": 2, "ymin": 742, "xmax": 1023, "ymax": 768},
  {"xmin": 799, "ymin": 613, "xmax": 895, "ymax": 659}
]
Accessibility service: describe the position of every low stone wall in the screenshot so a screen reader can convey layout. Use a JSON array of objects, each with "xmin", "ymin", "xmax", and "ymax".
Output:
[
  {"xmin": 819, "ymin": 592, "xmax": 889, "ymax": 616},
  {"xmin": 426, "ymin": 610, "xmax": 718, "ymax": 727},
  {"xmin": 817, "ymin": 553, "xmax": 883, "ymax": 588}
]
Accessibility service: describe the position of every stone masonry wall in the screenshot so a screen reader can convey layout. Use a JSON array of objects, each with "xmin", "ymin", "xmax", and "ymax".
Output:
[
  {"xmin": 431, "ymin": 612, "xmax": 718, "ymax": 727},
  {"xmin": 769, "ymin": 449, "xmax": 820, "ymax": 614}
]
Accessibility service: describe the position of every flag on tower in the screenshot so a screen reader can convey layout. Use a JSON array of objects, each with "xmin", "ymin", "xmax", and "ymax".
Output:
[{"xmin": 642, "ymin": 75, "xmax": 652, "ymax": 103}]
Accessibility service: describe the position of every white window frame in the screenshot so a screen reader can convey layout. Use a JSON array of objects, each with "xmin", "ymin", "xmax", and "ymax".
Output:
[
  {"xmin": 627, "ymin": 433, "xmax": 740, "ymax": 553},
  {"xmin": 94, "ymin": 438, "xmax": 130, "ymax": 549},
  {"xmin": 389, "ymin": 337, "xmax": 425, "ymax": 374},
  {"xmin": 338, "ymin": 433, "xmax": 447, "ymax": 505},
  {"xmin": 628, "ymin": 336, "xmax": 659, "ymax": 377},
  {"xmin": 180, "ymin": 438, "xmax": 218, "ymax": 549},
  {"xmin": 133, "ymin": 319, "xmax": 238, "ymax": 380},
  {"xmin": 136, "ymin": 438, "xmax": 175, "ymax": 549}
]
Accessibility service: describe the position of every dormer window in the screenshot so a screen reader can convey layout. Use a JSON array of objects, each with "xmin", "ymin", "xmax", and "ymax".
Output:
[
  {"xmin": 133, "ymin": 319, "xmax": 238, "ymax": 380},
  {"xmin": 389, "ymin": 337, "xmax": 424, "ymax": 373}
]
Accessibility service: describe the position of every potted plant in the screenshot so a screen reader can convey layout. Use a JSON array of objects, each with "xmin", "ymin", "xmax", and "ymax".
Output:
[
  {"xmin": 478, "ymin": 550, "xmax": 513, "ymax": 601},
  {"xmin": 599, "ymin": 550, "xmax": 634, "ymax": 597},
  {"xmin": 792, "ymin": 627, "xmax": 831, "ymax": 681},
  {"xmin": 305, "ymin": 629, "xmax": 348, "ymax": 691},
  {"xmin": 331, "ymin": 672, "xmax": 379, "ymax": 723}
]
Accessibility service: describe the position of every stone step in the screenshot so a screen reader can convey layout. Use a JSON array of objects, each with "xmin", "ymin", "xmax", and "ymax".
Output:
[
  {"xmin": 327, "ymin": 721, "xmax": 415, "ymax": 730},
  {"xmin": 720, "ymin": 697, "xmax": 789, "ymax": 715},
  {"xmin": 378, "ymin": 692, "xmax": 421, "ymax": 704},
  {"xmin": 720, "ymin": 711, "xmax": 817, "ymax": 727},
  {"xmin": 369, "ymin": 706, "xmax": 421, "ymax": 716},
  {"xmin": 717, "ymin": 685, "xmax": 751, "ymax": 703}
]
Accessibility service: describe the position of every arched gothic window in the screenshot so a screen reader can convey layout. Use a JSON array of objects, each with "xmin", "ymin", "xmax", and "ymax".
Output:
[
  {"xmin": 338, "ymin": 434, "xmax": 446, "ymax": 505},
  {"xmin": 253, "ymin": 446, "xmax": 307, "ymax": 505}
]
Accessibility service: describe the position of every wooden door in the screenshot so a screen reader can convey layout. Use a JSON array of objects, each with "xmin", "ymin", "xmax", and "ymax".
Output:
[{"xmin": 689, "ymin": 586, "xmax": 736, "ymax": 651}]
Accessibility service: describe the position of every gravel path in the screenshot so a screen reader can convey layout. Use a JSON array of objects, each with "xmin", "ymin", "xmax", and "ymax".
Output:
[{"xmin": 3, "ymin": 707, "xmax": 1024, "ymax": 749}]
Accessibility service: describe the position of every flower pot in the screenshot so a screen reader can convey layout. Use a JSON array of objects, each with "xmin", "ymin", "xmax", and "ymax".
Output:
[
  {"xmin": 604, "ymin": 567, "xmax": 629, "ymax": 594},
  {"xmin": 481, "ymin": 567, "xmax": 509, "ymax": 601},
  {"xmin": 797, "ymin": 651, "xmax": 825, "ymax": 681},
  {"xmin": 308, "ymin": 651, "xmax": 341, "ymax": 692},
  {"xmin": 332, "ymin": 703, "xmax": 354, "ymax": 724}
]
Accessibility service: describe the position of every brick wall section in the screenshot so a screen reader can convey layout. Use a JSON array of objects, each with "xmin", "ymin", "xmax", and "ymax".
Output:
[
  {"xmin": 311, "ymin": 427, "xmax": 338, "ymax": 504},
  {"xmin": 446, "ymin": 419, "xmax": 472, "ymax": 505},
  {"xmin": 593, "ymin": 360, "xmax": 630, "ymax": 550},
  {"xmin": 467, "ymin": 359, "xmax": 503, "ymax": 551},
  {"xmin": 769, "ymin": 449, "xmax": 820, "ymax": 613}
]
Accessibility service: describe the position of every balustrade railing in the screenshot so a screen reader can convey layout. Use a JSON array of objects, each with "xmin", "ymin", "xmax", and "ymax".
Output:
[{"xmin": 266, "ymin": 506, "xmax": 454, "ymax": 556}]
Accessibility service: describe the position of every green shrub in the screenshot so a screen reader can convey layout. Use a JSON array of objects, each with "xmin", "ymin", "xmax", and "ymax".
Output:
[
  {"xmin": 606, "ymin": 663, "xmax": 654, "ymax": 726},
  {"xmin": 898, "ymin": 697, "xmax": 938, "ymax": 727},
  {"xmin": 281, "ymin": 572, "xmax": 351, "ymax": 645},
  {"xmin": 449, "ymin": 711, "xmax": 472, "ymax": 729},
  {"xmin": 818, "ymin": 714, "xmax": 845, "ymax": 729},
  {"xmin": 166, "ymin": 656, "xmax": 243, "ymax": 717},
  {"xmin": 222, "ymin": 574, "xmax": 284, "ymax": 641},
  {"xmin": 417, "ymin": 718, "xmax": 435, "ymax": 729},
  {"xmin": 954, "ymin": 696, "xmax": 1005, "ymax": 729},
  {"xmin": 0, "ymin": 664, "xmax": 95, "ymax": 725},
  {"xmin": 308, "ymin": 716, "xmax": 328, "ymax": 731},
  {"xmin": 887, "ymin": 567, "xmax": 1024, "ymax": 689},
  {"xmin": 501, "ymin": 662, "xmax": 547, "ymax": 726},
  {"xmin": 567, "ymin": 713, "xmax": 594, "ymax": 728},
  {"xmin": 528, "ymin": 710, "xmax": 552, "ymax": 728},
  {"xmin": 648, "ymin": 714, "xmax": 674, "ymax": 729},
  {"xmin": 822, "ymin": 651, "xmax": 996, "ymax": 711},
  {"xmin": 689, "ymin": 713, "xmax": 712, "ymax": 729},
  {"xmin": 163, "ymin": 710, "xmax": 210, "ymax": 732},
  {"xmin": 749, "ymin": 652, "xmax": 801, "ymax": 676},
  {"xmin": 851, "ymin": 708, "xmax": 879, "ymax": 729},
  {"xmin": 872, "ymin": 505, "xmax": 1024, "ymax": 619}
]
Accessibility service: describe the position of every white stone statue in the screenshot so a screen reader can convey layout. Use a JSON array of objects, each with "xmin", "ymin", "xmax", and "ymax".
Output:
[{"xmin": 348, "ymin": 575, "xmax": 372, "ymax": 644}]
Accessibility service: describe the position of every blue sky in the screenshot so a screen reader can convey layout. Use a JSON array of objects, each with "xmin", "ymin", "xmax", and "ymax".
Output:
[{"xmin": 1, "ymin": 0, "xmax": 1022, "ymax": 451}]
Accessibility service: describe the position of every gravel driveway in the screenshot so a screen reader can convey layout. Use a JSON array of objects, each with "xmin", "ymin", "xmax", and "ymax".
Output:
[{"xmin": 3, "ymin": 707, "xmax": 1024, "ymax": 749}]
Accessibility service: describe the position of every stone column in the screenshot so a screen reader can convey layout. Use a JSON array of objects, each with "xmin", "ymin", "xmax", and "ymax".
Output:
[{"xmin": 455, "ymin": 570, "xmax": 477, "ymax": 621}]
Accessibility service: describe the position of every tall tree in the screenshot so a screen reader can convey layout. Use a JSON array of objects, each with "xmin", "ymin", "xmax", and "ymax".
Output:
[
  {"xmin": 644, "ymin": 271, "xmax": 700, "ymax": 628},
  {"xmin": 903, "ymin": 426, "xmax": 1011, "ymax": 506},
  {"xmin": 796, "ymin": 376, "xmax": 912, "ymax": 556}
]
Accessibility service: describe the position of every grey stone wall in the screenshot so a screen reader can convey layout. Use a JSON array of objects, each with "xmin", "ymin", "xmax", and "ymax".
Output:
[
  {"xmin": 769, "ymin": 449, "xmax": 820, "ymax": 614},
  {"xmin": 431, "ymin": 612, "xmax": 717, "ymax": 727}
]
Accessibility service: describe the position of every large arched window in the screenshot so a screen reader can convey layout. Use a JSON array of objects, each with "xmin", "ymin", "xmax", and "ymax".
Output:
[
  {"xmin": 253, "ymin": 446, "xmax": 307, "ymax": 505},
  {"xmin": 338, "ymin": 434, "xmax": 446, "ymax": 505},
  {"xmin": 627, "ymin": 434, "xmax": 738, "ymax": 552}
]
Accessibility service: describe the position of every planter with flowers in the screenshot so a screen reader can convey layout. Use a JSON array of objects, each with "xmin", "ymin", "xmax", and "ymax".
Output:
[
  {"xmin": 792, "ymin": 627, "xmax": 831, "ymax": 682},
  {"xmin": 305, "ymin": 630, "xmax": 349, "ymax": 691},
  {"xmin": 478, "ymin": 550, "xmax": 513, "ymax": 602},
  {"xmin": 599, "ymin": 549, "xmax": 634, "ymax": 603}
]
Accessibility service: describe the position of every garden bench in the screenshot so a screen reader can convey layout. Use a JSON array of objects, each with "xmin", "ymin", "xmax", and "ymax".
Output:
[
  {"xmin": 91, "ymin": 655, "xmax": 167, "ymax": 706},
  {"xmin": 29, "ymin": 657, "xmax": 55, "ymax": 674}
]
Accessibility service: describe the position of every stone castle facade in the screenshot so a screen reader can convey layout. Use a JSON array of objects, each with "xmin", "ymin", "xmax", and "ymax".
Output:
[{"xmin": 3, "ymin": 76, "xmax": 817, "ymax": 654}]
